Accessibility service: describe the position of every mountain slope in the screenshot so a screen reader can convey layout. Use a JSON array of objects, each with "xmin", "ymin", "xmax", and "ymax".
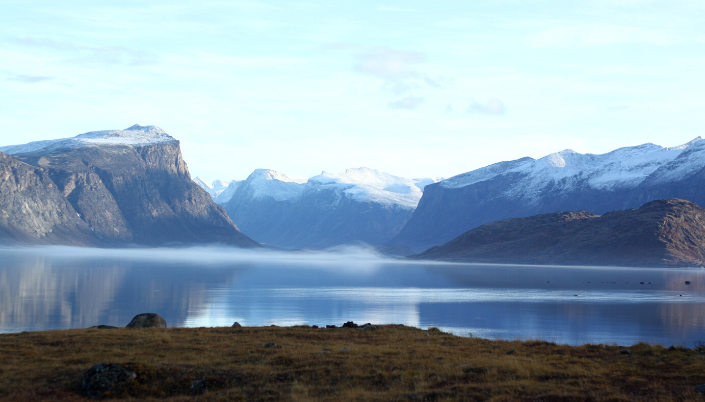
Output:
[
  {"xmin": 413, "ymin": 199, "xmax": 705, "ymax": 267},
  {"xmin": 0, "ymin": 125, "xmax": 258, "ymax": 247},
  {"xmin": 392, "ymin": 137, "xmax": 705, "ymax": 252},
  {"xmin": 221, "ymin": 167, "xmax": 427, "ymax": 249}
]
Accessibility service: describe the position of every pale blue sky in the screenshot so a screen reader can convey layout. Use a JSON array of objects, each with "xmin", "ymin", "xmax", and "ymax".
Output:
[{"xmin": 1, "ymin": 1, "xmax": 704, "ymax": 181}]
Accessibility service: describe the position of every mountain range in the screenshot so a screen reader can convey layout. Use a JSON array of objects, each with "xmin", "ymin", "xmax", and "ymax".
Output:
[
  {"xmin": 195, "ymin": 168, "xmax": 440, "ymax": 249},
  {"xmin": 0, "ymin": 125, "xmax": 257, "ymax": 247},
  {"xmin": 391, "ymin": 137, "xmax": 705, "ymax": 252}
]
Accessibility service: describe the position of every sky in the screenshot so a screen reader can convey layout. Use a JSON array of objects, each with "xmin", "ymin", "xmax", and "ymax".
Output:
[{"xmin": 1, "ymin": 1, "xmax": 704, "ymax": 183}]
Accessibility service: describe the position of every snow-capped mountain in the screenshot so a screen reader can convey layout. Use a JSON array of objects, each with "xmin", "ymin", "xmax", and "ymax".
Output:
[
  {"xmin": 221, "ymin": 167, "xmax": 429, "ymax": 249},
  {"xmin": 0, "ymin": 124, "xmax": 176, "ymax": 155},
  {"xmin": 193, "ymin": 177, "xmax": 239, "ymax": 201},
  {"xmin": 391, "ymin": 137, "xmax": 705, "ymax": 253}
]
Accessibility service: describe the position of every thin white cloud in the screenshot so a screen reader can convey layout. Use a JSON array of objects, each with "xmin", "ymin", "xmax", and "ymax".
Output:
[
  {"xmin": 8, "ymin": 37, "xmax": 158, "ymax": 67},
  {"xmin": 525, "ymin": 24, "xmax": 683, "ymax": 48},
  {"xmin": 5, "ymin": 72, "xmax": 55, "ymax": 84},
  {"xmin": 467, "ymin": 98, "xmax": 506, "ymax": 115},
  {"xmin": 388, "ymin": 96, "xmax": 425, "ymax": 110}
]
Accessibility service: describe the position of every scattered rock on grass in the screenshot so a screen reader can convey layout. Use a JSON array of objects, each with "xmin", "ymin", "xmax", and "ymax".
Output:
[
  {"xmin": 326, "ymin": 325, "xmax": 336, "ymax": 328},
  {"xmin": 231, "ymin": 322, "xmax": 242, "ymax": 328},
  {"xmin": 90, "ymin": 325, "xmax": 118, "ymax": 330},
  {"xmin": 342, "ymin": 321, "xmax": 358, "ymax": 328},
  {"xmin": 81, "ymin": 363, "xmax": 136, "ymax": 400},
  {"xmin": 620, "ymin": 349, "xmax": 631, "ymax": 356},
  {"xmin": 695, "ymin": 384, "xmax": 705, "ymax": 394},
  {"xmin": 126, "ymin": 313, "xmax": 167, "ymax": 329},
  {"xmin": 340, "ymin": 347, "xmax": 351, "ymax": 353},
  {"xmin": 506, "ymin": 349, "xmax": 516, "ymax": 355},
  {"xmin": 264, "ymin": 342, "xmax": 276, "ymax": 348},
  {"xmin": 361, "ymin": 324, "xmax": 377, "ymax": 331}
]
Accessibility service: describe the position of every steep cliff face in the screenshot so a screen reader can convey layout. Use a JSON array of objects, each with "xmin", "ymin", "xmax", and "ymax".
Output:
[
  {"xmin": 392, "ymin": 138, "xmax": 705, "ymax": 252},
  {"xmin": 0, "ymin": 152, "xmax": 95, "ymax": 245},
  {"xmin": 414, "ymin": 199, "xmax": 705, "ymax": 267},
  {"xmin": 0, "ymin": 125, "xmax": 258, "ymax": 247}
]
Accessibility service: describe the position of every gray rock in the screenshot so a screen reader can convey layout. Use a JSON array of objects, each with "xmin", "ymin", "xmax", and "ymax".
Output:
[
  {"xmin": 81, "ymin": 363, "xmax": 136, "ymax": 400},
  {"xmin": 339, "ymin": 347, "xmax": 351, "ymax": 353},
  {"xmin": 264, "ymin": 342, "xmax": 276, "ymax": 348},
  {"xmin": 506, "ymin": 349, "xmax": 516, "ymax": 355},
  {"xmin": 231, "ymin": 322, "xmax": 242, "ymax": 328},
  {"xmin": 360, "ymin": 324, "xmax": 377, "ymax": 331},
  {"xmin": 90, "ymin": 325, "xmax": 118, "ymax": 330},
  {"xmin": 126, "ymin": 313, "xmax": 167, "ymax": 329},
  {"xmin": 326, "ymin": 325, "xmax": 336, "ymax": 328},
  {"xmin": 0, "ymin": 126, "xmax": 259, "ymax": 248}
]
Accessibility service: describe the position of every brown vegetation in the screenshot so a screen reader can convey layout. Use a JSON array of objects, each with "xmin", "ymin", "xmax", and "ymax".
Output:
[{"xmin": 1, "ymin": 325, "xmax": 704, "ymax": 401}]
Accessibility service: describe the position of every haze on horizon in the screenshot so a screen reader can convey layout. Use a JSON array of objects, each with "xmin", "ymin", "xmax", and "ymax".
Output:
[{"xmin": 1, "ymin": 1, "xmax": 704, "ymax": 182}]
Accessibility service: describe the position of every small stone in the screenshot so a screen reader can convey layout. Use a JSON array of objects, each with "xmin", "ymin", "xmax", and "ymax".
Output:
[
  {"xmin": 620, "ymin": 349, "xmax": 631, "ymax": 355},
  {"xmin": 361, "ymin": 324, "xmax": 377, "ymax": 331},
  {"xmin": 81, "ymin": 363, "xmax": 136, "ymax": 400},
  {"xmin": 695, "ymin": 384, "xmax": 705, "ymax": 394},
  {"xmin": 311, "ymin": 325, "xmax": 319, "ymax": 329},
  {"xmin": 90, "ymin": 325, "xmax": 118, "ymax": 330},
  {"xmin": 125, "ymin": 313, "xmax": 167, "ymax": 329},
  {"xmin": 231, "ymin": 322, "xmax": 242, "ymax": 328},
  {"xmin": 190, "ymin": 379, "xmax": 206, "ymax": 395},
  {"xmin": 326, "ymin": 325, "xmax": 336, "ymax": 329},
  {"xmin": 264, "ymin": 342, "xmax": 276, "ymax": 348},
  {"xmin": 339, "ymin": 347, "xmax": 351, "ymax": 352},
  {"xmin": 317, "ymin": 349, "xmax": 331, "ymax": 354},
  {"xmin": 506, "ymin": 349, "xmax": 516, "ymax": 355}
]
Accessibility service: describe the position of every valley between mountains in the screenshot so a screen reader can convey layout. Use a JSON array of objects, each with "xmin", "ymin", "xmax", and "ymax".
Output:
[{"xmin": 2, "ymin": 124, "xmax": 705, "ymax": 267}]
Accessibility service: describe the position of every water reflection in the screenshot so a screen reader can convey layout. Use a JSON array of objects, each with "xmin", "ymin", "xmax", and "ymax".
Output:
[{"xmin": 0, "ymin": 247, "xmax": 703, "ymax": 346}]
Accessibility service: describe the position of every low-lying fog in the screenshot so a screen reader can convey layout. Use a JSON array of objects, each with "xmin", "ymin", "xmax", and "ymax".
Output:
[{"xmin": 1, "ymin": 246, "xmax": 704, "ymax": 346}]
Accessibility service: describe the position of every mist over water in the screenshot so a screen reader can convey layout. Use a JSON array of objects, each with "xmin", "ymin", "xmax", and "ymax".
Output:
[{"xmin": 1, "ymin": 246, "xmax": 704, "ymax": 346}]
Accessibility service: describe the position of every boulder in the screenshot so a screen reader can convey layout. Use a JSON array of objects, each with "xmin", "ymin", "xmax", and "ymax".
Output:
[
  {"xmin": 231, "ymin": 322, "xmax": 242, "ymax": 328},
  {"xmin": 342, "ymin": 321, "xmax": 358, "ymax": 328},
  {"xmin": 126, "ymin": 313, "xmax": 167, "ymax": 329},
  {"xmin": 90, "ymin": 325, "xmax": 118, "ymax": 330},
  {"xmin": 81, "ymin": 363, "xmax": 136, "ymax": 400}
]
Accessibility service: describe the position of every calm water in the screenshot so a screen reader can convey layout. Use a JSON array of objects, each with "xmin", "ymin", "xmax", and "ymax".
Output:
[{"xmin": 1, "ymin": 246, "xmax": 704, "ymax": 346}]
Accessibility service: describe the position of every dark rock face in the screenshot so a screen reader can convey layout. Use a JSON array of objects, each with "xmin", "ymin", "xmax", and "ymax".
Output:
[
  {"xmin": 413, "ymin": 199, "xmax": 705, "ymax": 267},
  {"xmin": 0, "ymin": 132, "xmax": 258, "ymax": 247},
  {"xmin": 81, "ymin": 363, "xmax": 136, "ymax": 400},
  {"xmin": 392, "ymin": 140, "xmax": 705, "ymax": 253},
  {"xmin": 126, "ymin": 313, "xmax": 167, "ymax": 328},
  {"xmin": 0, "ymin": 152, "xmax": 95, "ymax": 245}
]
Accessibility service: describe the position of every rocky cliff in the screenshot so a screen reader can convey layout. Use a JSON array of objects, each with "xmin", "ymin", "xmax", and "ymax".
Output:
[
  {"xmin": 0, "ymin": 125, "xmax": 258, "ymax": 247},
  {"xmin": 414, "ymin": 199, "xmax": 705, "ymax": 267}
]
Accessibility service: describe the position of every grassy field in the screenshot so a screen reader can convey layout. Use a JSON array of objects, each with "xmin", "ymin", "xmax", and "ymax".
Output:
[{"xmin": 0, "ymin": 325, "xmax": 704, "ymax": 401}]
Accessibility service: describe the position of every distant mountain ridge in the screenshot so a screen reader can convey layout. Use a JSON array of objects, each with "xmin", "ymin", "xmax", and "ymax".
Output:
[
  {"xmin": 391, "ymin": 137, "xmax": 705, "ymax": 252},
  {"xmin": 216, "ymin": 167, "xmax": 440, "ymax": 249},
  {"xmin": 414, "ymin": 199, "xmax": 705, "ymax": 267},
  {"xmin": 0, "ymin": 125, "xmax": 258, "ymax": 247}
]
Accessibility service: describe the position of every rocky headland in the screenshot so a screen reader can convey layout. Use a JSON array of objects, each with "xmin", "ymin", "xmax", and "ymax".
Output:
[{"xmin": 414, "ymin": 198, "xmax": 705, "ymax": 267}]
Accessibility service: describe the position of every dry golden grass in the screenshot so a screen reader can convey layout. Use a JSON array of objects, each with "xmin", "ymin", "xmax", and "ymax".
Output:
[{"xmin": 0, "ymin": 325, "xmax": 704, "ymax": 401}]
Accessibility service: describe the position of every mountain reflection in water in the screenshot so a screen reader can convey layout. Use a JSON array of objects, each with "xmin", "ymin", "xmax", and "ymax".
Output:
[{"xmin": 0, "ymin": 247, "xmax": 703, "ymax": 346}]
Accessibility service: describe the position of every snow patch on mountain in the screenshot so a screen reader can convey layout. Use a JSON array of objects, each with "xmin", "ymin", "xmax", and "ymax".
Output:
[
  {"xmin": 412, "ymin": 177, "xmax": 444, "ymax": 191},
  {"xmin": 440, "ymin": 138, "xmax": 704, "ymax": 199},
  {"xmin": 193, "ymin": 177, "xmax": 212, "ymax": 190},
  {"xmin": 307, "ymin": 167, "xmax": 423, "ymax": 208},
  {"xmin": 240, "ymin": 169, "xmax": 306, "ymax": 202},
  {"xmin": 0, "ymin": 125, "xmax": 176, "ymax": 155},
  {"xmin": 213, "ymin": 181, "xmax": 242, "ymax": 203}
]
